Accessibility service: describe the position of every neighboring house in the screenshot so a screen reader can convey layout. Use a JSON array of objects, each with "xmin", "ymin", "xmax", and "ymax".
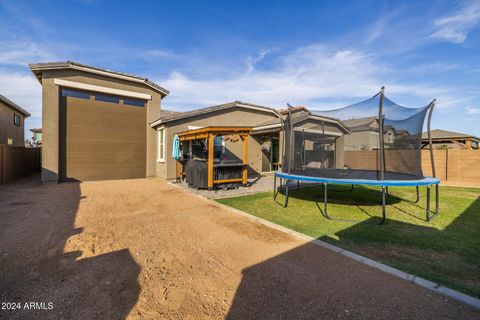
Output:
[
  {"xmin": 30, "ymin": 61, "xmax": 169, "ymax": 183},
  {"xmin": 421, "ymin": 129, "xmax": 480, "ymax": 150},
  {"xmin": 0, "ymin": 95, "xmax": 31, "ymax": 146},
  {"xmin": 150, "ymin": 103, "xmax": 349, "ymax": 180},
  {"xmin": 29, "ymin": 128, "xmax": 42, "ymax": 147},
  {"xmin": 342, "ymin": 117, "xmax": 396, "ymax": 151}
]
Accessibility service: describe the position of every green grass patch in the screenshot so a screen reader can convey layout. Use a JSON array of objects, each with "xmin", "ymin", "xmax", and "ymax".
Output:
[{"xmin": 217, "ymin": 184, "xmax": 480, "ymax": 298}]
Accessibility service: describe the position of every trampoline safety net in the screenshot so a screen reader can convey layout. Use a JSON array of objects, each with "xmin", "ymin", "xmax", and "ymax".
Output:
[{"xmin": 282, "ymin": 89, "xmax": 435, "ymax": 181}]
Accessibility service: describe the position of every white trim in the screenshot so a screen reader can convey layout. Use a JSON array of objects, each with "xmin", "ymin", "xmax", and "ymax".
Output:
[
  {"xmin": 235, "ymin": 103, "xmax": 279, "ymax": 116},
  {"xmin": 293, "ymin": 127, "xmax": 343, "ymax": 137},
  {"xmin": 54, "ymin": 78, "xmax": 152, "ymax": 100},
  {"xmin": 253, "ymin": 123, "xmax": 282, "ymax": 131},
  {"xmin": 187, "ymin": 125, "xmax": 204, "ymax": 130},
  {"xmin": 157, "ymin": 127, "xmax": 166, "ymax": 163}
]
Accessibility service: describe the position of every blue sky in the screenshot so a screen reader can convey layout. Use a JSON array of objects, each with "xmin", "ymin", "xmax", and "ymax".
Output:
[{"xmin": 1, "ymin": 0, "xmax": 479, "ymax": 138}]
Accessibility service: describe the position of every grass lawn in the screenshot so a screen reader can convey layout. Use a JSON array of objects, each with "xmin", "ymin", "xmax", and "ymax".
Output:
[{"xmin": 217, "ymin": 184, "xmax": 480, "ymax": 298}]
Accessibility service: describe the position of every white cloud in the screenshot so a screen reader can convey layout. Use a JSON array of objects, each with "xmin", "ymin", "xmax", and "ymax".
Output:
[
  {"xmin": 0, "ymin": 70, "xmax": 42, "ymax": 118},
  {"xmin": 158, "ymin": 45, "xmax": 388, "ymax": 110},
  {"xmin": 156, "ymin": 44, "xmax": 464, "ymax": 112},
  {"xmin": 244, "ymin": 49, "xmax": 270, "ymax": 74},
  {"xmin": 466, "ymin": 106, "xmax": 480, "ymax": 114},
  {"xmin": 0, "ymin": 40, "xmax": 56, "ymax": 66},
  {"xmin": 430, "ymin": 1, "xmax": 480, "ymax": 43},
  {"xmin": 142, "ymin": 49, "xmax": 178, "ymax": 61}
]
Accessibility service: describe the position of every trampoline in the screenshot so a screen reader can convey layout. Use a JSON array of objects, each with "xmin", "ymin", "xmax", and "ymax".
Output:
[{"xmin": 274, "ymin": 87, "xmax": 440, "ymax": 225}]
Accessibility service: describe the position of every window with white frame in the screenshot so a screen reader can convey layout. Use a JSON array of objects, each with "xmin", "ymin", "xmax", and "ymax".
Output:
[{"xmin": 157, "ymin": 128, "xmax": 165, "ymax": 162}]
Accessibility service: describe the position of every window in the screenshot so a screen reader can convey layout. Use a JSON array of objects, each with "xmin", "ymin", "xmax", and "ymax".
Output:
[
  {"xmin": 95, "ymin": 94, "xmax": 119, "ymax": 104},
  {"xmin": 61, "ymin": 89, "xmax": 90, "ymax": 100},
  {"xmin": 124, "ymin": 98, "xmax": 145, "ymax": 107},
  {"xmin": 13, "ymin": 114, "xmax": 20, "ymax": 127},
  {"xmin": 157, "ymin": 128, "xmax": 165, "ymax": 162}
]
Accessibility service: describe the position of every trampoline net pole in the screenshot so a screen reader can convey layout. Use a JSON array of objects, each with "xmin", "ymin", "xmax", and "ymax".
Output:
[
  {"xmin": 427, "ymin": 100, "xmax": 437, "ymax": 178},
  {"xmin": 378, "ymin": 86, "xmax": 386, "ymax": 181}
]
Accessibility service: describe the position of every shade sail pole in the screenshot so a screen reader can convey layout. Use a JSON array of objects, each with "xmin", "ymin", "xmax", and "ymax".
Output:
[{"xmin": 378, "ymin": 86, "xmax": 386, "ymax": 181}]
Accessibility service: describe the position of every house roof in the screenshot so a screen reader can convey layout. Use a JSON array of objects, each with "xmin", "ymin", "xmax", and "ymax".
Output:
[
  {"xmin": 0, "ymin": 94, "xmax": 31, "ymax": 117},
  {"xmin": 421, "ymin": 129, "xmax": 480, "ymax": 141},
  {"xmin": 30, "ymin": 128, "xmax": 42, "ymax": 133},
  {"xmin": 150, "ymin": 101, "xmax": 280, "ymax": 127},
  {"xmin": 28, "ymin": 61, "xmax": 169, "ymax": 97},
  {"xmin": 342, "ymin": 116, "xmax": 378, "ymax": 131}
]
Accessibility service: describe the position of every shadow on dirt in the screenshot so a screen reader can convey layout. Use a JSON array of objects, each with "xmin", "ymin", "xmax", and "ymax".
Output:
[{"xmin": 0, "ymin": 175, "xmax": 140, "ymax": 319}]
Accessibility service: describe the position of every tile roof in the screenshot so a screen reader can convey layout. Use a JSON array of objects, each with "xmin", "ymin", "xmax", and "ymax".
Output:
[
  {"xmin": 28, "ymin": 61, "xmax": 169, "ymax": 96},
  {"xmin": 421, "ymin": 129, "xmax": 479, "ymax": 140},
  {"xmin": 151, "ymin": 101, "xmax": 279, "ymax": 126},
  {"xmin": 0, "ymin": 94, "xmax": 31, "ymax": 117}
]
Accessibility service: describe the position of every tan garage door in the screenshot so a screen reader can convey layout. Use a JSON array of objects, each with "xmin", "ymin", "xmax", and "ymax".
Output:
[{"xmin": 60, "ymin": 89, "xmax": 146, "ymax": 181}]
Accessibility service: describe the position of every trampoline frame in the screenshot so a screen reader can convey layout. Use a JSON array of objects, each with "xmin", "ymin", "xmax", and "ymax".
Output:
[
  {"xmin": 276, "ymin": 89, "xmax": 440, "ymax": 225},
  {"xmin": 273, "ymin": 172, "xmax": 439, "ymax": 225}
]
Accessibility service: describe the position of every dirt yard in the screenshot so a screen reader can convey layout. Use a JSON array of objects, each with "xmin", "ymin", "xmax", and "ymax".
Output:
[{"xmin": 0, "ymin": 176, "xmax": 478, "ymax": 319}]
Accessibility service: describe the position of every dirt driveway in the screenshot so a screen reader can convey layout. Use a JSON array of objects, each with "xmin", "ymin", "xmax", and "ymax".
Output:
[{"xmin": 0, "ymin": 176, "xmax": 478, "ymax": 319}]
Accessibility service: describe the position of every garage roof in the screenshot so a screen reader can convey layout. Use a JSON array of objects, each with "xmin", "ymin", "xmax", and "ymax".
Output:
[
  {"xmin": 29, "ymin": 61, "xmax": 169, "ymax": 97},
  {"xmin": 0, "ymin": 94, "xmax": 31, "ymax": 117}
]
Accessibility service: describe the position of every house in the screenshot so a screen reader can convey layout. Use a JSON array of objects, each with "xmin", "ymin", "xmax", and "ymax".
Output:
[
  {"xmin": 0, "ymin": 95, "xmax": 31, "ymax": 146},
  {"xmin": 29, "ymin": 61, "xmax": 169, "ymax": 183},
  {"xmin": 31, "ymin": 61, "xmax": 349, "ymax": 183},
  {"xmin": 421, "ymin": 129, "xmax": 479, "ymax": 150},
  {"xmin": 30, "ymin": 128, "xmax": 42, "ymax": 147},
  {"xmin": 150, "ymin": 103, "xmax": 350, "ymax": 180},
  {"xmin": 341, "ymin": 116, "xmax": 396, "ymax": 150}
]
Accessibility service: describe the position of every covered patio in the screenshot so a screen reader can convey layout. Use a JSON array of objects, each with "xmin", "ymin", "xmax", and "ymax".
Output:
[{"xmin": 175, "ymin": 126, "xmax": 252, "ymax": 190}]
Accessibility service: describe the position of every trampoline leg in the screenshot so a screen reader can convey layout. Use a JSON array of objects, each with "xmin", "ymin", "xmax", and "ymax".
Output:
[
  {"xmin": 284, "ymin": 183, "xmax": 289, "ymax": 207},
  {"xmin": 385, "ymin": 186, "xmax": 390, "ymax": 197},
  {"xmin": 273, "ymin": 174, "xmax": 278, "ymax": 200},
  {"xmin": 274, "ymin": 178, "xmax": 289, "ymax": 208},
  {"xmin": 426, "ymin": 184, "xmax": 439, "ymax": 222},
  {"xmin": 297, "ymin": 180, "xmax": 300, "ymax": 190},
  {"xmin": 349, "ymin": 184, "xmax": 354, "ymax": 192},
  {"xmin": 415, "ymin": 186, "xmax": 420, "ymax": 203},
  {"xmin": 426, "ymin": 185, "xmax": 431, "ymax": 219},
  {"xmin": 379, "ymin": 186, "xmax": 386, "ymax": 225}
]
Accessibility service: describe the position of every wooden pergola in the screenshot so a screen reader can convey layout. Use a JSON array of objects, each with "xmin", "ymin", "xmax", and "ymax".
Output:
[{"xmin": 176, "ymin": 126, "xmax": 253, "ymax": 189}]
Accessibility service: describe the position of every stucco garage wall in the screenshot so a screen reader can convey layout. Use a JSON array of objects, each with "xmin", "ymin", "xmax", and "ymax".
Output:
[{"xmin": 39, "ymin": 69, "xmax": 162, "ymax": 183}]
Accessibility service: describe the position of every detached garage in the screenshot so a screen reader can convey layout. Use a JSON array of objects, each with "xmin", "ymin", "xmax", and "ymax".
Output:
[{"xmin": 29, "ymin": 61, "xmax": 169, "ymax": 183}]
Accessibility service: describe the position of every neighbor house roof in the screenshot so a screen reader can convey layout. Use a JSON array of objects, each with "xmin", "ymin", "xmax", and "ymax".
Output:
[
  {"xmin": 421, "ymin": 129, "xmax": 480, "ymax": 141},
  {"xmin": 28, "ymin": 61, "xmax": 169, "ymax": 97},
  {"xmin": 30, "ymin": 128, "xmax": 42, "ymax": 133},
  {"xmin": 341, "ymin": 116, "xmax": 380, "ymax": 132},
  {"xmin": 0, "ymin": 94, "xmax": 31, "ymax": 117},
  {"xmin": 150, "ymin": 101, "xmax": 280, "ymax": 127}
]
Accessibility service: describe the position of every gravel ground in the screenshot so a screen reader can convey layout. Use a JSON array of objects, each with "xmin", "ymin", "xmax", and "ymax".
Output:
[{"xmin": 0, "ymin": 175, "xmax": 478, "ymax": 319}]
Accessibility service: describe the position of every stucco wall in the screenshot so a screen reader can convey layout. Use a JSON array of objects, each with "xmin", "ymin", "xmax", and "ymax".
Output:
[
  {"xmin": 155, "ymin": 107, "xmax": 279, "ymax": 180},
  {"xmin": 0, "ymin": 100, "xmax": 26, "ymax": 146},
  {"xmin": 39, "ymin": 68, "xmax": 163, "ymax": 183}
]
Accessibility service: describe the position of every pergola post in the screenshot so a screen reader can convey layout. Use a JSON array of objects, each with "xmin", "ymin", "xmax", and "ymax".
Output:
[
  {"xmin": 242, "ymin": 134, "xmax": 249, "ymax": 186},
  {"xmin": 208, "ymin": 133, "xmax": 215, "ymax": 190}
]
